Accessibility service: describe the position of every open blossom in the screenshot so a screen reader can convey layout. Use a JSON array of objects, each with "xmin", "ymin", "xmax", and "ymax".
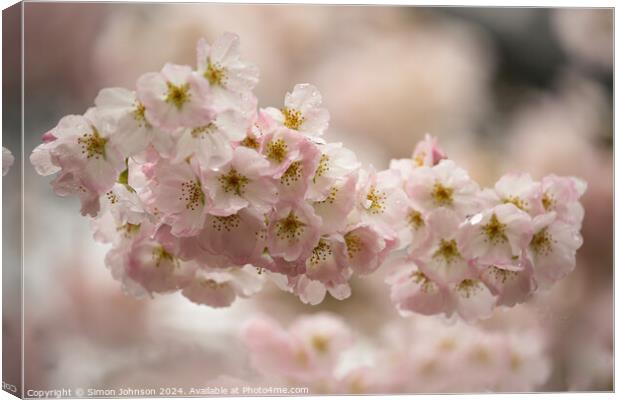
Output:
[
  {"xmin": 354, "ymin": 168, "xmax": 409, "ymax": 240},
  {"xmin": 196, "ymin": 206, "xmax": 267, "ymax": 266},
  {"xmin": 275, "ymin": 137, "xmax": 321, "ymax": 202},
  {"xmin": 258, "ymin": 126, "xmax": 314, "ymax": 177},
  {"xmin": 137, "ymin": 63, "xmax": 215, "ymax": 130},
  {"xmin": 105, "ymin": 227, "xmax": 196, "ymax": 297},
  {"xmin": 174, "ymin": 88, "xmax": 258, "ymax": 171},
  {"xmin": 527, "ymin": 212, "xmax": 583, "ymax": 289},
  {"xmin": 406, "ymin": 159, "xmax": 481, "ymax": 217},
  {"xmin": 94, "ymin": 87, "xmax": 174, "ymax": 157},
  {"xmin": 263, "ymin": 84, "xmax": 330, "ymax": 139},
  {"xmin": 386, "ymin": 256, "xmax": 496, "ymax": 322},
  {"xmin": 540, "ymin": 174, "xmax": 587, "ymax": 225},
  {"xmin": 29, "ymin": 109, "xmax": 125, "ymax": 216},
  {"xmin": 308, "ymin": 142, "xmax": 360, "ymax": 202},
  {"xmin": 458, "ymin": 203, "xmax": 533, "ymax": 268},
  {"xmin": 479, "ymin": 261, "xmax": 535, "ymax": 307},
  {"xmin": 492, "ymin": 172, "xmax": 543, "ymax": 215},
  {"xmin": 286, "ymin": 272, "xmax": 352, "ymax": 305},
  {"xmin": 203, "ymin": 146, "xmax": 277, "ymax": 216},
  {"xmin": 196, "ymin": 32, "xmax": 259, "ymax": 96},
  {"xmin": 141, "ymin": 157, "xmax": 209, "ymax": 237},
  {"xmin": 2, "ymin": 147, "xmax": 14, "ymax": 176},
  {"xmin": 343, "ymin": 224, "xmax": 397, "ymax": 275},
  {"xmin": 303, "ymin": 235, "xmax": 351, "ymax": 293},
  {"xmin": 91, "ymin": 182, "xmax": 148, "ymax": 244},
  {"xmin": 387, "ymin": 258, "xmax": 451, "ymax": 316},
  {"xmin": 266, "ymin": 201, "xmax": 321, "ymax": 262},
  {"xmin": 181, "ymin": 265, "xmax": 264, "ymax": 308},
  {"xmin": 412, "ymin": 208, "xmax": 472, "ymax": 284}
]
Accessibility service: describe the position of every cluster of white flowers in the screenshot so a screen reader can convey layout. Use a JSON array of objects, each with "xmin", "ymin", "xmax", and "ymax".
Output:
[
  {"xmin": 29, "ymin": 33, "xmax": 585, "ymax": 318},
  {"xmin": 241, "ymin": 312, "xmax": 550, "ymax": 393}
]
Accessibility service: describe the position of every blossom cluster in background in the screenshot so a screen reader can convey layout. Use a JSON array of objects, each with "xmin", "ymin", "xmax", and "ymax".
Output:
[
  {"xmin": 3, "ymin": 147, "xmax": 14, "ymax": 176},
  {"xmin": 29, "ymin": 33, "xmax": 585, "ymax": 320},
  {"xmin": 240, "ymin": 312, "xmax": 550, "ymax": 393}
]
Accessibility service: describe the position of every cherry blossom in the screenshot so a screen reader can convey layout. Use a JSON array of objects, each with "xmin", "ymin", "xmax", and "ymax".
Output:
[
  {"xmin": 94, "ymin": 87, "xmax": 174, "ymax": 157},
  {"xmin": 266, "ymin": 201, "xmax": 321, "ymax": 262},
  {"xmin": 202, "ymin": 146, "xmax": 277, "ymax": 216},
  {"xmin": 137, "ymin": 63, "xmax": 215, "ymax": 130},
  {"xmin": 405, "ymin": 159, "xmax": 481, "ymax": 217},
  {"xmin": 181, "ymin": 265, "xmax": 264, "ymax": 307},
  {"xmin": 493, "ymin": 172, "xmax": 543, "ymax": 215},
  {"xmin": 196, "ymin": 32, "xmax": 259, "ymax": 96},
  {"xmin": 141, "ymin": 157, "xmax": 209, "ymax": 237},
  {"xmin": 458, "ymin": 203, "xmax": 533, "ymax": 268},
  {"xmin": 29, "ymin": 109, "xmax": 125, "ymax": 216},
  {"xmin": 527, "ymin": 211, "xmax": 583, "ymax": 289},
  {"xmin": 263, "ymin": 84, "xmax": 330, "ymax": 139}
]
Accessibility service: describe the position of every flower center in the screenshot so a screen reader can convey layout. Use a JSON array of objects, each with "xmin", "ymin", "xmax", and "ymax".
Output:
[
  {"xmin": 411, "ymin": 271, "xmax": 437, "ymax": 293},
  {"xmin": 77, "ymin": 126, "xmax": 107, "ymax": 160},
  {"xmin": 431, "ymin": 182, "xmax": 454, "ymax": 206},
  {"xmin": 200, "ymin": 278, "xmax": 226, "ymax": 289},
  {"xmin": 344, "ymin": 233, "xmax": 362, "ymax": 258},
  {"xmin": 266, "ymin": 139, "xmax": 288, "ymax": 163},
  {"xmin": 414, "ymin": 151, "xmax": 426, "ymax": 167},
  {"xmin": 105, "ymin": 190, "xmax": 119, "ymax": 205},
  {"xmin": 152, "ymin": 245, "xmax": 176, "ymax": 267},
  {"xmin": 204, "ymin": 59, "xmax": 226, "ymax": 86},
  {"xmin": 240, "ymin": 135, "xmax": 259, "ymax": 149},
  {"xmin": 276, "ymin": 212, "xmax": 305, "ymax": 241},
  {"xmin": 486, "ymin": 266, "xmax": 517, "ymax": 283},
  {"xmin": 165, "ymin": 82, "xmax": 191, "ymax": 109},
  {"xmin": 191, "ymin": 123, "xmax": 217, "ymax": 139},
  {"xmin": 408, "ymin": 210, "xmax": 424, "ymax": 230},
  {"xmin": 282, "ymin": 107, "xmax": 304, "ymax": 130},
  {"xmin": 211, "ymin": 214, "xmax": 241, "ymax": 232},
  {"xmin": 132, "ymin": 101, "xmax": 150, "ymax": 128},
  {"xmin": 280, "ymin": 161, "xmax": 303, "ymax": 186},
  {"xmin": 117, "ymin": 223, "xmax": 141, "ymax": 238},
  {"xmin": 313, "ymin": 153, "xmax": 330, "ymax": 182},
  {"xmin": 218, "ymin": 168, "xmax": 249, "ymax": 196},
  {"xmin": 366, "ymin": 186, "xmax": 386, "ymax": 214},
  {"xmin": 531, "ymin": 228, "xmax": 554, "ymax": 256},
  {"xmin": 433, "ymin": 239, "xmax": 461, "ymax": 264},
  {"xmin": 180, "ymin": 179, "xmax": 205, "ymax": 211},
  {"xmin": 456, "ymin": 279, "xmax": 481, "ymax": 298},
  {"xmin": 542, "ymin": 192, "xmax": 555, "ymax": 211},
  {"xmin": 503, "ymin": 196, "xmax": 527, "ymax": 211},
  {"xmin": 309, "ymin": 239, "xmax": 332, "ymax": 266},
  {"xmin": 482, "ymin": 213, "xmax": 508, "ymax": 245},
  {"xmin": 316, "ymin": 186, "xmax": 338, "ymax": 205}
]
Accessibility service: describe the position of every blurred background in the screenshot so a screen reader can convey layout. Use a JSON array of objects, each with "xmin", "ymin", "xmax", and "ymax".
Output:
[{"xmin": 4, "ymin": 3, "xmax": 613, "ymax": 394}]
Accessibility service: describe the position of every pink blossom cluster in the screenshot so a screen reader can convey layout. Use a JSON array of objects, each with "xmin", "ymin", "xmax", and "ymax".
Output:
[
  {"xmin": 29, "ymin": 33, "xmax": 398, "ymax": 307},
  {"xmin": 241, "ymin": 313, "xmax": 550, "ymax": 393},
  {"xmin": 29, "ymin": 32, "xmax": 586, "ymax": 317},
  {"xmin": 386, "ymin": 135, "xmax": 586, "ymax": 321}
]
